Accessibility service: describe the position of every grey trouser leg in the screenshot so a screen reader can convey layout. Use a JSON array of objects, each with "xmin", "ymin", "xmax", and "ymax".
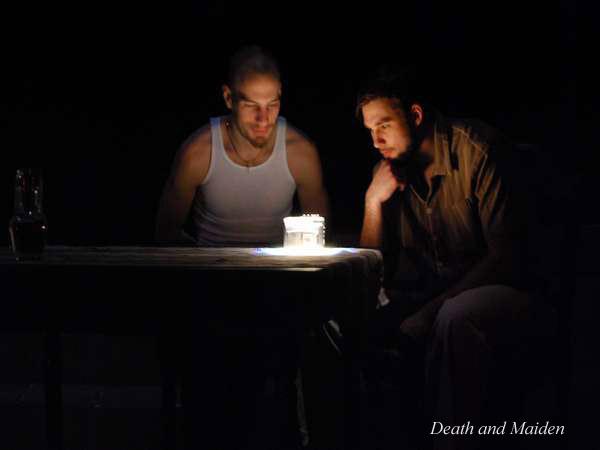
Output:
[{"xmin": 425, "ymin": 285, "xmax": 532, "ymax": 450}]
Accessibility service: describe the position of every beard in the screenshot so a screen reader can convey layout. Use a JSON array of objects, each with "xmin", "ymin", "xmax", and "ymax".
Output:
[
  {"xmin": 390, "ymin": 142, "xmax": 417, "ymax": 166},
  {"xmin": 248, "ymin": 135, "xmax": 270, "ymax": 148},
  {"xmin": 389, "ymin": 123, "xmax": 422, "ymax": 182},
  {"xmin": 388, "ymin": 147, "xmax": 414, "ymax": 183},
  {"xmin": 235, "ymin": 122, "xmax": 275, "ymax": 149}
]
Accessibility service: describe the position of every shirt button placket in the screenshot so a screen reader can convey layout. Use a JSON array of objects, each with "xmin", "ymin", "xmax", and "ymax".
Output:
[{"xmin": 426, "ymin": 206, "xmax": 442, "ymax": 275}]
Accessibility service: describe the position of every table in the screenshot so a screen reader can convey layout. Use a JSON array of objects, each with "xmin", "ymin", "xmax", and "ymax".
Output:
[{"xmin": 1, "ymin": 246, "xmax": 382, "ymax": 450}]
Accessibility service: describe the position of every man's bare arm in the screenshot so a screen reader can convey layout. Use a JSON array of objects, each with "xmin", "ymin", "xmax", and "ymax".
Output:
[
  {"xmin": 360, "ymin": 160, "xmax": 404, "ymax": 248},
  {"xmin": 287, "ymin": 131, "xmax": 330, "ymax": 221},
  {"xmin": 155, "ymin": 128, "xmax": 210, "ymax": 244},
  {"xmin": 360, "ymin": 199, "xmax": 385, "ymax": 248}
]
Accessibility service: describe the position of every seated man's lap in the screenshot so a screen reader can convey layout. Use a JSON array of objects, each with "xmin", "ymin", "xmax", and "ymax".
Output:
[{"xmin": 433, "ymin": 285, "xmax": 534, "ymax": 349}]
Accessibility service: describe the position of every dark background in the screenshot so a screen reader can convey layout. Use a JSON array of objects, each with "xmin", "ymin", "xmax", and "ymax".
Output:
[
  {"xmin": 1, "ymin": 1, "xmax": 581, "ymax": 246},
  {"xmin": 0, "ymin": 2, "xmax": 588, "ymax": 449}
]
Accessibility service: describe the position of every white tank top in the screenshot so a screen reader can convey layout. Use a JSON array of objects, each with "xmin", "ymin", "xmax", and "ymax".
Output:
[{"xmin": 191, "ymin": 116, "xmax": 296, "ymax": 246}]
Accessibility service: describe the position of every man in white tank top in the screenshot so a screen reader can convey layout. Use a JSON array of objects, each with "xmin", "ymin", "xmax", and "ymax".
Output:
[
  {"xmin": 155, "ymin": 46, "xmax": 329, "ymax": 245},
  {"xmin": 154, "ymin": 46, "xmax": 328, "ymax": 449}
]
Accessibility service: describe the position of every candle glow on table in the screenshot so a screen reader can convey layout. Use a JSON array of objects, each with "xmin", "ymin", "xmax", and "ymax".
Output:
[
  {"xmin": 256, "ymin": 247, "xmax": 351, "ymax": 256},
  {"xmin": 256, "ymin": 214, "xmax": 348, "ymax": 256}
]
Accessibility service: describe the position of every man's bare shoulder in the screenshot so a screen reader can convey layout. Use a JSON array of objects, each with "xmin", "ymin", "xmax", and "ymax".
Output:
[
  {"xmin": 168, "ymin": 123, "xmax": 213, "ymax": 186},
  {"xmin": 285, "ymin": 123, "xmax": 324, "ymax": 185},
  {"xmin": 178, "ymin": 123, "xmax": 211, "ymax": 163},
  {"xmin": 286, "ymin": 123, "xmax": 318, "ymax": 159}
]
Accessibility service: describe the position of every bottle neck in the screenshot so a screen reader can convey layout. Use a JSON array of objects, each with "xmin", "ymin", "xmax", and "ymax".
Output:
[{"xmin": 14, "ymin": 170, "xmax": 44, "ymax": 216}]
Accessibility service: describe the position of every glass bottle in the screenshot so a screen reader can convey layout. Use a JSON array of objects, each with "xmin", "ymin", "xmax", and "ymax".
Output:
[{"xmin": 8, "ymin": 168, "xmax": 48, "ymax": 260}]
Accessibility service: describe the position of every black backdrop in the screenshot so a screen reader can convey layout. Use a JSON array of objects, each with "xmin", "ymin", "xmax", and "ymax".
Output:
[{"xmin": 2, "ymin": 1, "xmax": 579, "ymax": 246}]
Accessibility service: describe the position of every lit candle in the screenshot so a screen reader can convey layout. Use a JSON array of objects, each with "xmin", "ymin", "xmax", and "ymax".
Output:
[{"xmin": 283, "ymin": 214, "xmax": 325, "ymax": 249}]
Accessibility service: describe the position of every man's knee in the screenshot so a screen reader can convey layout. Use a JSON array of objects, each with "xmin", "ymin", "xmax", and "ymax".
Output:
[
  {"xmin": 434, "ymin": 296, "xmax": 469, "ymax": 331},
  {"xmin": 431, "ymin": 284, "xmax": 529, "ymax": 345},
  {"xmin": 431, "ymin": 294, "xmax": 481, "ymax": 342}
]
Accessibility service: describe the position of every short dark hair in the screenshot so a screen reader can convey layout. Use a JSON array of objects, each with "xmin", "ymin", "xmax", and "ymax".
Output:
[
  {"xmin": 226, "ymin": 45, "xmax": 281, "ymax": 92},
  {"xmin": 355, "ymin": 66, "xmax": 427, "ymax": 120}
]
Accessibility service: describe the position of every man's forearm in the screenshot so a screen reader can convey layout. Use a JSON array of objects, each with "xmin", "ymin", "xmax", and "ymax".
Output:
[{"xmin": 360, "ymin": 200, "xmax": 384, "ymax": 248}]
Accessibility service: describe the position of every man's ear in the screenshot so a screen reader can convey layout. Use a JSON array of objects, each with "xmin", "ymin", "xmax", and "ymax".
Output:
[
  {"xmin": 410, "ymin": 104, "xmax": 424, "ymax": 127},
  {"xmin": 223, "ymin": 84, "xmax": 233, "ymax": 110}
]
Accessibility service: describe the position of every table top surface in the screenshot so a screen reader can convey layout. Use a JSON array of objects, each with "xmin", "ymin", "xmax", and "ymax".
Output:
[{"xmin": 1, "ymin": 246, "xmax": 382, "ymax": 270}]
